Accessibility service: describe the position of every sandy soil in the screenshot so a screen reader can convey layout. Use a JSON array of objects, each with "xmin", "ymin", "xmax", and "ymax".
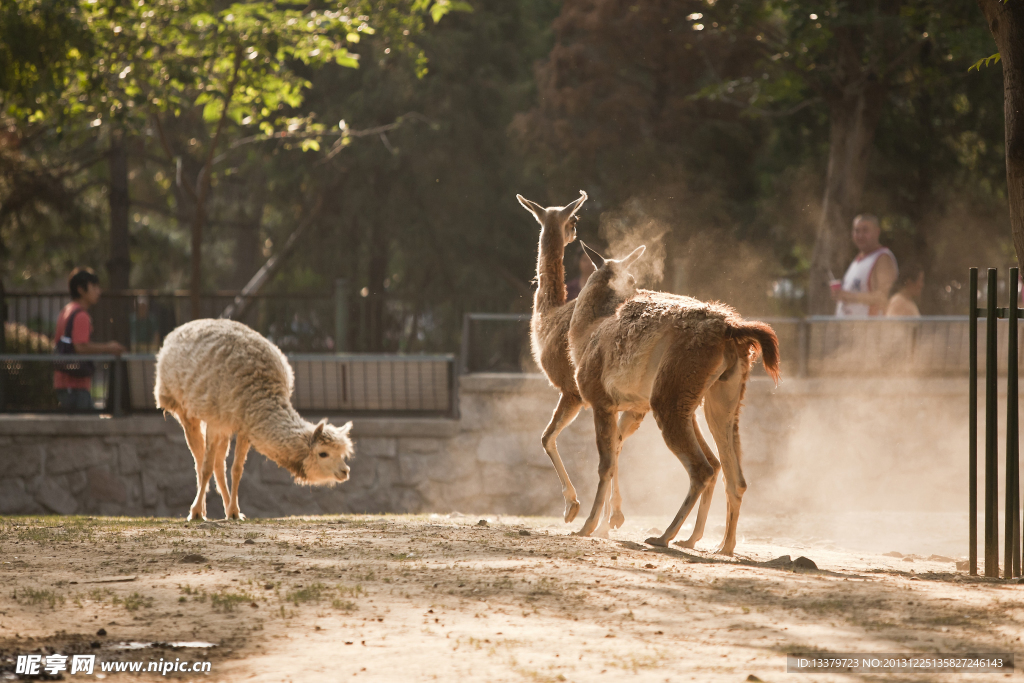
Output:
[{"xmin": 0, "ymin": 513, "xmax": 1021, "ymax": 682}]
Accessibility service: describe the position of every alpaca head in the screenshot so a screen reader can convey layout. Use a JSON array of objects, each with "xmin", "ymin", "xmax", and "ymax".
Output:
[
  {"xmin": 517, "ymin": 190, "xmax": 588, "ymax": 247},
  {"xmin": 295, "ymin": 419, "xmax": 354, "ymax": 485},
  {"xmin": 579, "ymin": 242, "xmax": 646, "ymax": 301}
]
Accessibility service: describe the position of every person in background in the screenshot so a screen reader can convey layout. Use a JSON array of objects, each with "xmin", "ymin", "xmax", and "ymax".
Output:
[
  {"xmin": 129, "ymin": 295, "xmax": 160, "ymax": 352},
  {"xmin": 832, "ymin": 213, "xmax": 898, "ymax": 317},
  {"xmin": 53, "ymin": 267, "xmax": 126, "ymax": 411},
  {"xmin": 886, "ymin": 263, "xmax": 924, "ymax": 317},
  {"xmin": 566, "ymin": 247, "xmax": 597, "ymax": 301}
]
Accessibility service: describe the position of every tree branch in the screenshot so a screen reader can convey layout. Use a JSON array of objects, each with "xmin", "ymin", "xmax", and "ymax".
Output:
[{"xmin": 196, "ymin": 46, "xmax": 244, "ymax": 203}]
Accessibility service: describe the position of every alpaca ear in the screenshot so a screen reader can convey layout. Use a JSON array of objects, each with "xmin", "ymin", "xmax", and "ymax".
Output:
[
  {"xmin": 580, "ymin": 241, "xmax": 605, "ymax": 269},
  {"xmin": 516, "ymin": 194, "xmax": 545, "ymax": 224},
  {"xmin": 620, "ymin": 245, "xmax": 646, "ymax": 270},
  {"xmin": 311, "ymin": 418, "xmax": 327, "ymax": 443},
  {"xmin": 338, "ymin": 421, "xmax": 353, "ymax": 436},
  {"xmin": 558, "ymin": 190, "xmax": 588, "ymax": 220}
]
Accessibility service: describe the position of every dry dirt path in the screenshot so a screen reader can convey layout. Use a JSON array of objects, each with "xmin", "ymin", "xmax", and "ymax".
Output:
[{"xmin": 0, "ymin": 514, "xmax": 1020, "ymax": 682}]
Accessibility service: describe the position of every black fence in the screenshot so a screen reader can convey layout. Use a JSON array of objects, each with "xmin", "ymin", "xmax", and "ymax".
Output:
[
  {"xmin": 3, "ymin": 291, "xmax": 335, "ymax": 354},
  {"xmin": 969, "ymin": 267, "xmax": 1022, "ymax": 580},
  {"xmin": 461, "ymin": 313, "xmax": 1012, "ymax": 378},
  {"xmin": 0, "ymin": 354, "xmax": 121, "ymax": 413},
  {"xmin": 0, "ymin": 353, "xmax": 457, "ymax": 417}
]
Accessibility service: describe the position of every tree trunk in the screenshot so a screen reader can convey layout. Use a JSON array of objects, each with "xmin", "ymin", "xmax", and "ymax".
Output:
[
  {"xmin": 190, "ymin": 197, "xmax": 206, "ymax": 321},
  {"xmin": 807, "ymin": 81, "xmax": 887, "ymax": 315},
  {"xmin": 977, "ymin": 0, "xmax": 1024, "ymax": 268},
  {"xmin": 107, "ymin": 127, "xmax": 131, "ymax": 346}
]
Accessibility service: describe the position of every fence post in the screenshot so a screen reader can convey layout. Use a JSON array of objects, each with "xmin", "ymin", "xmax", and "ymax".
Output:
[
  {"xmin": 460, "ymin": 314, "xmax": 472, "ymax": 375},
  {"xmin": 986, "ymin": 268, "xmax": 1000, "ymax": 577},
  {"xmin": 970, "ymin": 267, "xmax": 978, "ymax": 576},
  {"xmin": 112, "ymin": 358, "xmax": 124, "ymax": 418},
  {"xmin": 1008, "ymin": 268, "xmax": 1021, "ymax": 578},
  {"xmin": 334, "ymin": 278, "xmax": 348, "ymax": 353}
]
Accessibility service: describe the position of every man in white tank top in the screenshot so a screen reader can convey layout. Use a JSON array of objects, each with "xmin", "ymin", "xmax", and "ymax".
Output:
[{"xmin": 832, "ymin": 214, "xmax": 898, "ymax": 317}]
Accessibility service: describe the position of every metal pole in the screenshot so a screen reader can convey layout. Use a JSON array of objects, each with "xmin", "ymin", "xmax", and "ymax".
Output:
[
  {"xmin": 460, "ymin": 314, "xmax": 472, "ymax": 375},
  {"xmin": 986, "ymin": 268, "xmax": 1000, "ymax": 577},
  {"xmin": 970, "ymin": 267, "xmax": 978, "ymax": 576},
  {"xmin": 334, "ymin": 278, "xmax": 348, "ymax": 353},
  {"xmin": 1007, "ymin": 268, "xmax": 1020, "ymax": 577},
  {"xmin": 112, "ymin": 358, "xmax": 124, "ymax": 418}
]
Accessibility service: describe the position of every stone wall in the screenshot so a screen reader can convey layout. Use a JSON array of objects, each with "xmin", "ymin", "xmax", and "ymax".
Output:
[{"xmin": 0, "ymin": 374, "xmax": 977, "ymax": 519}]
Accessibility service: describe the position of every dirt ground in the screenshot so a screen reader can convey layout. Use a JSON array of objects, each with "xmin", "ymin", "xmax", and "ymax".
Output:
[{"xmin": 0, "ymin": 513, "xmax": 1021, "ymax": 682}]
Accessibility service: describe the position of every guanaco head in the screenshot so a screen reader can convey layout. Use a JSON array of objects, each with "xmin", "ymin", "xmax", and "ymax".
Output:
[
  {"xmin": 569, "ymin": 242, "xmax": 646, "ymax": 356},
  {"xmin": 296, "ymin": 419, "xmax": 354, "ymax": 485},
  {"xmin": 516, "ymin": 190, "xmax": 588, "ymax": 247},
  {"xmin": 579, "ymin": 241, "xmax": 646, "ymax": 301}
]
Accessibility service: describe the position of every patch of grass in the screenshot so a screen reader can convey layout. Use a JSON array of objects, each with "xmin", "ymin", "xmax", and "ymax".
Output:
[
  {"xmin": 178, "ymin": 583, "xmax": 210, "ymax": 601},
  {"xmin": 16, "ymin": 588, "xmax": 65, "ymax": 608},
  {"xmin": 332, "ymin": 599, "xmax": 357, "ymax": 611},
  {"xmin": 210, "ymin": 590, "xmax": 253, "ymax": 612},
  {"xmin": 338, "ymin": 584, "xmax": 364, "ymax": 598},
  {"xmin": 285, "ymin": 582, "xmax": 327, "ymax": 605},
  {"xmin": 114, "ymin": 592, "xmax": 153, "ymax": 612}
]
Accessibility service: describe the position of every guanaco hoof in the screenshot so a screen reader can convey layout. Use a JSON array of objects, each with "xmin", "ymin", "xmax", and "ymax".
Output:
[
  {"xmin": 564, "ymin": 500, "xmax": 580, "ymax": 523},
  {"xmin": 645, "ymin": 537, "xmax": 668, "ymax": 547},
  {"xmin": 609, "ymin": 510, "xmax": 625, "ymax": 529}
]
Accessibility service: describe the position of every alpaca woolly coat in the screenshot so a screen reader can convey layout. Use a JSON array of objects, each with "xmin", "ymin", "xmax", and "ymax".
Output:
[{"xmin": 155, "ymin": 319, "xmax": 309, "ymax": 460}]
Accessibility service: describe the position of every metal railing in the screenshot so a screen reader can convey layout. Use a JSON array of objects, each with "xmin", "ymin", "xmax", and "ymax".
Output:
[
  {"xmin": 0, "ymin": 353, "xmax": 457, "ymax": 417},
  {"xmin": 0, "ymin": 354, "xmax": 123, "ymax": 413},
  {"xmin": 462, "ymin": 312, "xmax": 1009, "ymax": 378},
  {"xmin": 3, "ymin": 291, "xmax": 335, "ymax": 354}
]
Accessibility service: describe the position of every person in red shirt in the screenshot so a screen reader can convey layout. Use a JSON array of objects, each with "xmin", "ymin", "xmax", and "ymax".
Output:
[{"xmin": 53, "ymin": 268, "xmax": 126, "ymax": 411}]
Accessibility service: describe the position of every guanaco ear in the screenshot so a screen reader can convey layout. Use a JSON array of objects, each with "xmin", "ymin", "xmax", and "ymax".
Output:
[
  {"xmin": 620, "ymin": 245, "xmax": 646, "ymax": 270},
  {"xmin": 580, "ymin": 241, "xmax": 606, "ymax": 270},
  {"xmin": 558, "ymin": 190, "xmax": 588, "ymax": 220},
  {"xmin": 311, "ymin": 418, "xmax": 327, "ymax": 443},
  {"xmin": 516, "ymin": 194, "xmax": 545, "ymax": 224}
]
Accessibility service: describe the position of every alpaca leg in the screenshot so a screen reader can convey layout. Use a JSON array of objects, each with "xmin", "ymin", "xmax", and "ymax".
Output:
[
  {"xmin": 704, "ymin": 362, "xmax": 749, "ymax": 556},
  {"xmin": 576, "ymin": 407, "xmax": 618, "ymax": 537},
  {"xmin": 675, "ymin": 414, "xmax": 721, "ymax": 549},
  {"xmin": 226, "ymin": 435, "xmax": 251, "ymax": 520},
  {"xmin": 542, "ymin": 392, "xmax": 584, "ymax": 523},
  {"xmin": 193, "ymin": 430, "xmax": 225, "ymax": 523},
  {"xmin": 609, "ymin": 410, "xmax": 645, "ymax": 529},
  {"xmin": 211, "ymin": 436, "xmax": 232, "ymax": 519},
  {"xmin": 180, "ymin": 416, "xmax": 208, "ymax": 522}
]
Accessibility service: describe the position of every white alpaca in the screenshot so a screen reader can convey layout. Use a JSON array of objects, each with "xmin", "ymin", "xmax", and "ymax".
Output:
[{"xmin": 155, "ymin": 319, "xmax": 353, "ymax": 521}]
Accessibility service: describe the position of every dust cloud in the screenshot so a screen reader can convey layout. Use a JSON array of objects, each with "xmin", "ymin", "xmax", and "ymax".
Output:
[{"xmin": 597, "ymin": 198, "xmax": 668, "ymax": 289}]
